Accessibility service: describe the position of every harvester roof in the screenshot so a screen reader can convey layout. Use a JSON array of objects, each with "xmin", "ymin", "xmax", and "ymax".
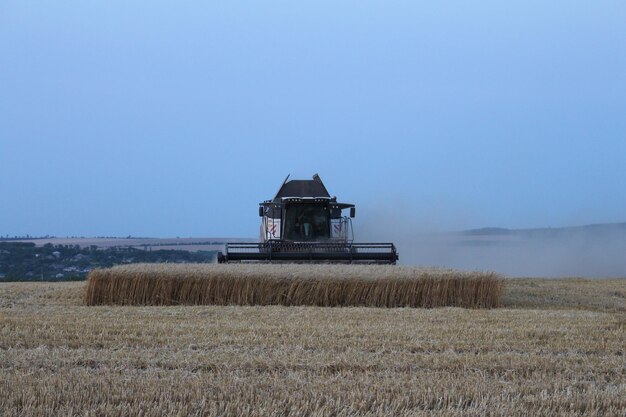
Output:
[{"xmin": 272, "ymin": 174, "xmax": 331, "ymax": 203}]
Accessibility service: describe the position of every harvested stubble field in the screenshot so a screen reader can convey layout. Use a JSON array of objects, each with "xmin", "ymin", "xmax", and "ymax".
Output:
[
  {"xmin": 1, "ymin": 276, "xmax": 625, "ymax": 416},
  {"xmin": 85, "ymin": 264, "xmax": 503, "ymax": 308}
]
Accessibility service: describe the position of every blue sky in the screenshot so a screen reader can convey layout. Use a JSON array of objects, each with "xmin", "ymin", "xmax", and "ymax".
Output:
[{"xmin": 1, "ymin": 1, "xmax": 625, "ymax": 238}]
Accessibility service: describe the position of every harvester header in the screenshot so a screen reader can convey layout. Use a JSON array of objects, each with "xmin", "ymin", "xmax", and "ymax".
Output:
[{"xmin": 218, "ymin": 174, "xmax": 398, "ymax": 264}]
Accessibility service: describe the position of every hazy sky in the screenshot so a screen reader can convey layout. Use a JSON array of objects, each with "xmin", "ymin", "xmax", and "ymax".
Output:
[{"xmin": 1, "ymin": 1, "xmax": 625, "ymax": 238}]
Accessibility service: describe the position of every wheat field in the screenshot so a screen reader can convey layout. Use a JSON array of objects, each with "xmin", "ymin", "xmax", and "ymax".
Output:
[
  {"xmin": 1, "ymin": 278, "xmax": 625, "ymax": 416},
  {"xmin": 84, "ymin": 264, "xmax": 503, "ymax": 308}
]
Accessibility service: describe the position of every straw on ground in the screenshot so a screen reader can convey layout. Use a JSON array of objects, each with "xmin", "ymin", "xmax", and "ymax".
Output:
[{"xmin": 1, "ymin": 280, "xmax": 624, "ymax": 417}]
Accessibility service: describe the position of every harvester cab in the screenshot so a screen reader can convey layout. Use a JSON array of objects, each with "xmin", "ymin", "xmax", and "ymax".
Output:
[{"xmin": 218, "ymin": 174, "xmax": 398, "ymax": 264}]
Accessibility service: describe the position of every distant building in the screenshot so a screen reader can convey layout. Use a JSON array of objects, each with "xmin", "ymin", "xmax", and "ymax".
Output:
[
  {"xmin": 55, "ymin": 273, "xmax": 64, "ymax": 279},
  {"xmin": 52, "ymin": 251, "xmax": 61, "ymax": 258}
]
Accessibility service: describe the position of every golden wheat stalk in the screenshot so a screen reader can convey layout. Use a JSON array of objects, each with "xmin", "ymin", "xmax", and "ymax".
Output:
[{"xmin": 84, "ymin": 264, "xmax": 503, "ymax": 308}]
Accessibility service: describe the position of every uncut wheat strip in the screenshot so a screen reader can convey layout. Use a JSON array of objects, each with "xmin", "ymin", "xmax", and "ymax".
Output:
[
  {"xmin": 119, "ymin": 274, "xmax": 424, "ymax": 307},
  {"xmin": 108, "ymin": 273, "xmax": 426, "ymax": 307},
  {"xmin": 83, "ymin": 271, "xmax": 98, "ymax": 304},
  {"xmin": 89, "ymin": 270, "xmax": 108, "ymax": 305},
  {"xmin": 84, "ymin": 264, "xmax": 503, "ymax": 308}
]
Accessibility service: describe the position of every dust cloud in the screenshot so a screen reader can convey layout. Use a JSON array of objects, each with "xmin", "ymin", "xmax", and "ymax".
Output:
[{"xmin": 356, "ymin": 206, "xmax": 626, "ymax": 278}]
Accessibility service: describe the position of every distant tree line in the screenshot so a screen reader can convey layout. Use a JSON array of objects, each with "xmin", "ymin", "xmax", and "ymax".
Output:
[{"xmin": 0, "ymin": 242, "xmax": 217, "ymax": 281}]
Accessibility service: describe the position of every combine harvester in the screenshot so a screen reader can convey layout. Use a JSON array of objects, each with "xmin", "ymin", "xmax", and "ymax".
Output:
[{"xmin": 218, "ymin": 174, "xmax": 399, "ymax": 264}]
